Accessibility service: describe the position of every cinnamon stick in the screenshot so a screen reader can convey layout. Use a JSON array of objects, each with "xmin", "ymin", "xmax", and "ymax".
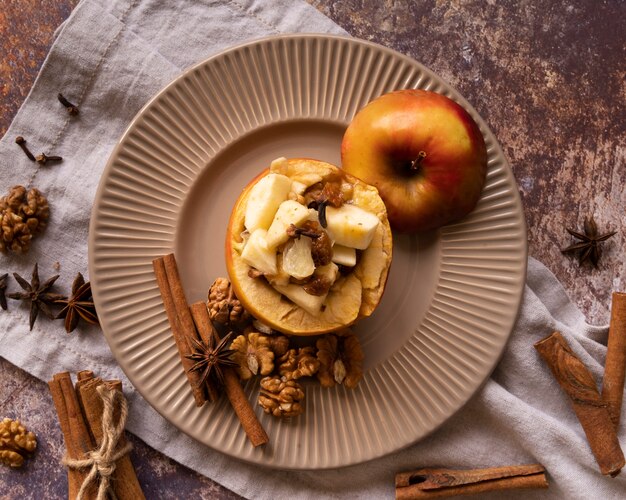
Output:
[
  {"xmin": 48, "ymin": 372, "xmax": 98, "ymax": 500},
  {"xmin": 76, "ymin": 377, "xmax": 145, "ymax": 500},
  {"xmin": 535, "ymin": 331, "xmax": 625, "ymax": 476},
  {"xmin": 190, "ymin": 301, "xmax": 269, "ymax": 447},
  {"xmin": 395, "ymin": 464, "xmax": 548, "ymax": 499},
  {"xmin": 76, "ymin": 370, "xmax": 94, "ymax": 382},
  {"xmin": 153, "ymin": 255, "xmax": 207, "ymax": 406},
  {"xmin": 602, "ymin": 291, "xmax": 626, "ymax": 428}
]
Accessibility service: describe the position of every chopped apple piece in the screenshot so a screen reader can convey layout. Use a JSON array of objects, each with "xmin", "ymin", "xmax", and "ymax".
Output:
[
  {"xmin": 265, "ymin": 254, "xmax": 290, "ymax": 287},
  {"xmin": 315, "ymin": 262, "xmax": 339, "ymax": 284},
  {"xmin": 291, "ymin": 181, "xmax": 307, "ymax": 195},
  {"xmin": 331, "ymin": 245, "xmax": 357, "ymax": 267},
  {"xmin": 270, "ymin": 157, "xmax": 289, "ymax": 169},
  {"xmin": 240, "ymin": 229, "xmax": 277, "ymax": 275},
  {"xmin": 265, "ymin": 200, "xmax": 310, "ymax": 249},
  {"xmin": 291, "ymin": 173, "xmax": 323, "ymax": 188},
  {"xmin": 324, "ymin": 204, "xmax": 380, "ymax": 250},
  {"xmin": 244, "ymin": 173, "xmax": 292, "ymax": 232},
  {"xmin": 282, "ymin": 237, "xmax": 314, "ymax": 280},
  {"xmin": 273, "ymin": 283, "xmax": 327, "ymax": 316},
  {"xmin": 307, "ymin": 208, "xmax": 319, "ymax": 223}
]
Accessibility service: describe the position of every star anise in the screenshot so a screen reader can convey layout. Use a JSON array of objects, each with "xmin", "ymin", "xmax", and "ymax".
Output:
[
  {"xmin": 8, "ymin": 264, "xmax": 65, "ymax": 330},
  {"xmin": 185, "ymin": 331, "xmax": 238, "ymax": 387},
  {"xmin": 55, "ymin": 273, "xmax": 99, "ymax": 333},
  {"xmin": 0, "ymin": 273, "xmax": 7, "ymax": 310},
  {"xmin": 561, "ymin": 216, "xmax": 616, "ymax": 268}
]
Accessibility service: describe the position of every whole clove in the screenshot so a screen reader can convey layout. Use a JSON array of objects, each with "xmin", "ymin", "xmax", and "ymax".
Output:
[
  {"xmin": 57, "ymin": 93, "xmax": 79, "ymax": 116},
  {"xmin": 35, "ymin": 153, "xmax": 63, "ymax": 165},
  {"xmin": 15, "ymin": 136, "xmax": 36, "ymax": 161}
]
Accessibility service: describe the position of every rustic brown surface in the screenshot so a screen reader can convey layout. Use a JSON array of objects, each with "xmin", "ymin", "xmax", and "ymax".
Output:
[{"xmin": 1, "ymin": 0, "xmax": 624, "ymax": 498}]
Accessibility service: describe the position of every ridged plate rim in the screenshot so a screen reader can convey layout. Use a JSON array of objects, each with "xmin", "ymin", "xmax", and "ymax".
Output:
[{"xmin": 89, "ymin": 34, "xmax": 527, "ymax": 470}]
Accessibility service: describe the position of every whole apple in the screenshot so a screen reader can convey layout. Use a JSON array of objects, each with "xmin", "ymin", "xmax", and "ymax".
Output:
[{"xmin": 341, "ymin": 89, "xmax": 487, "ymax": 233}]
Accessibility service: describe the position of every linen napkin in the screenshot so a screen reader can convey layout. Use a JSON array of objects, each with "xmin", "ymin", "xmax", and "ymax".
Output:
[{"xmin": 1, "ymin": 1, "xmax": 625, "ymax": 498}]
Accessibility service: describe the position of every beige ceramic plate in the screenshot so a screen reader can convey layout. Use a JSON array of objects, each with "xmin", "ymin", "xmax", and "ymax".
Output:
[{"xmin": 89, "ymin": 34, "xmax": 527, "ymax": 469}]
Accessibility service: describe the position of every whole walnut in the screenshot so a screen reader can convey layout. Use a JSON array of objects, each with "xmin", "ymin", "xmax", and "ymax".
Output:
[
  {"xmin": 0, "ymin": 418, "xmax": 37, "ymax": 468},
  {"xmin": 278, "ymin": 347, "xmax": 319, "ymax": 380},
  {"xmin": 316, "ymin": 330, "xmax": 364, "ymax": 389},
  {"xmin": 258, "ymin": 376, "xmax": 305, "ymax": 418},
  {"xmin": 207, "ymin": 277, "xmax": 251, "ymax": 330},
  {"xmin": 0, "ymin": 186, "xmax": 49, "ymax": 254}
]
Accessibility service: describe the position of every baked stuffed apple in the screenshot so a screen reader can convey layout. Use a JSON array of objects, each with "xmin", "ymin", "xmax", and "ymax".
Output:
[{"xmin": 225, "ymin": 158, "xmax": 392, "ymax": 335}]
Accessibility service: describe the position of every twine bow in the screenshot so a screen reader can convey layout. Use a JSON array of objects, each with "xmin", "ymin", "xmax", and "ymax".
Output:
[{"xmin": 62, "ymin": 385, "xmax": 132, "ymax": 500}]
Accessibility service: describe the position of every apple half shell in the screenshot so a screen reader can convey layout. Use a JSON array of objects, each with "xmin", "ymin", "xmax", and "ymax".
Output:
[{"xmin": 225, "ymin": 158, "xmax": 393, "ymax": 336}]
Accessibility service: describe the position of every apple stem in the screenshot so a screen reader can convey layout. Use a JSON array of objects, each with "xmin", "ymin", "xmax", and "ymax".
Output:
[{"xmin": 410, "ymin": 151, "xmax": 427, "ymax": 171}]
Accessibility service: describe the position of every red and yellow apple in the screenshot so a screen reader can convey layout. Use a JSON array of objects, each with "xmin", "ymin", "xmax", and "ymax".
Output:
[{"xmin": 341, "ymin": 89, "xmax": 488, "ymax": 233}]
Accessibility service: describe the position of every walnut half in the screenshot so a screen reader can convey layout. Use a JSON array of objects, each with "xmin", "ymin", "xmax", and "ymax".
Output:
[
  {"xmin": 207, "ymin": 277, "xmax": 251, "ymax": 331},
  {"xmin": 316, "ymin": 330, "xmax": 364, "ymax": 389},
  {"xmin": 0, "ymin": 418, "xmax": 37, "ymax": 468},
  {"xmin": 231, "ymin": 330, "xmax": 291, "ymax": 380},
  {"xmin": 231, "ymin": 332, "xmax": 275, "ymax": 380},
  {"xmin": 278, "ymin": 347, "xmax": 320, "ymax": 380},
  {"xmin": 258, "ymin": 376, "xmax": 305, "ymax": 418}
]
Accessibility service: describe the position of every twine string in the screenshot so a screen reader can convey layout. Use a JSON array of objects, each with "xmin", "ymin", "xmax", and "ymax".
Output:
[{"xmin": 62, "ymin": 385, "xmax": 132, "ymax": 500}]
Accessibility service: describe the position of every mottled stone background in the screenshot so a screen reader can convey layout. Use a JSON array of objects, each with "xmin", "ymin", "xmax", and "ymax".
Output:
[{"xmin": 1, "ymin": 0, "xmax": 624, "ymax": 498}]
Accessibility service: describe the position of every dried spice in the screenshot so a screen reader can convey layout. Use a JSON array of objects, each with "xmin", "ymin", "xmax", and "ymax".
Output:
[
  {"xmin": 316, "ymin": 330, "xmax": 364, "ymax": 389},
  {"xmin": 185, "ymin": 331, "xmax": 238, "ymax": 387},
  {"xmin": 0, "ymin": 273, "xmax": 7, "ymax": 310},
  {"xmin": 395, "ymin": 464, "xmax": 548, "ymax": 499},
  {"xmin": 35, "ymin": 153, "xmax": 63, "ymax": 165},
  {"xmin": 602, "ymin": 292, "xmax": 626, "ymax": 428},
  {"xmin": 278, "ymin": 347, "xmax": 320, "ymax": 380},
  {"xmin": 304, "ymin": 178, "xmax": 344, "ymax": 229},
  {"xmin": 15, "ymin": 136, "xmax": 35, "ymax": 161},
  {"xmin": 258, "ymin": 376, "xmax": 305, "ymax": 418},
  {"xmin": 0, "ymin": 418, "xmax": 37, "ymax": 468},
  {"xmin": 561, "ymin": 216, "xmax": 616, "ymax": 268},
  {"xmin": 0, "ymin": 185, "xmax": 49, "ymax": 254},
  {"xmin": 49, "ymin": 372, "xmax": 144, "ymax": 497},
  {"xmin": 286, "ymin": 223, "xmax": 320, "ymax": 240},
  {"xmin": 55, "ymin": 273, "xmax": 99, "ymax": 333},
  {"xmin": 287, "ymin": 220, "xmax": 332, "ymax": 267},
  {"xmin": 231, "ymin": 332, "xmax": 276, "ymax": 380},
  {"xmin": 535, "ymin": 332, "xmax": 624, "ymax": 476},
  {"xmin": 57, "ymin": 93, "xmax": 79, "ymax": 116},
  {"xmin": 9, "ymin": 263, "xmax": 64, "ymax": 330},
  {"xmin": 207, "ymin": 277, "xmax": 251, "ymax": 330}
]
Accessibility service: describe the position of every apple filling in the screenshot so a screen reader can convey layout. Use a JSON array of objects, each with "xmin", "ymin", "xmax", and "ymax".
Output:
[{"xmin": 236, "ymin": 158, "xmax": 381, "ymax": 317}]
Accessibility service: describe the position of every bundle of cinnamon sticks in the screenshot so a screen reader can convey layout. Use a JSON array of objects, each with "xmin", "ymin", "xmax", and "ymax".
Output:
[
  {"xmin": 535, "ymin": 291, "xmax": 626, "ymax": 477},
  {"xmin": 48, "ymin": 371, "xmax": 144, "ymax": 500},
  {"xmin": 152, "ymin": 253, "xmax": 268, "ymax": 447}
]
